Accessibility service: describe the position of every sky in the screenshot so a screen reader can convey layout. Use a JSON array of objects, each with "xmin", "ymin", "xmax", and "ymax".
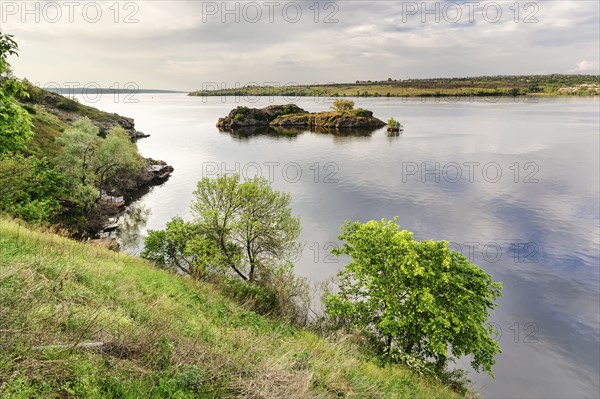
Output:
[{"xmin": 1, "ymin": 0, "xmax": 599, "ymax": 90}]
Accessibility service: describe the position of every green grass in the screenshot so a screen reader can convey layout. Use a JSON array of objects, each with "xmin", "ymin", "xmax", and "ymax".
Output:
[
  {"xmin": 0, "ymin": 219, "xmax": 464, "ymax": 398},
  {"xmin": 25, "ymin": 105, "xmax": 69, "ymax": 159}
]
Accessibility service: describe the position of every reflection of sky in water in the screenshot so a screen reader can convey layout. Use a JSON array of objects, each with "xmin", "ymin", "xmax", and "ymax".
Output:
[{"xmin": 76, "ymin": 94, "xmax": 599, "ymax": 399}]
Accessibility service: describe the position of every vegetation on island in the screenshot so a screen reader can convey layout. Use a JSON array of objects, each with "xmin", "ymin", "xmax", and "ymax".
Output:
[
  {"xmin": 387, "ymin": 117, "xmax": 403, "ymax": 134},
  {"xmin": 191, "ymin": 74, "xmax": 600, "ymax": 98},
  {"xmin": 0, "ymin": 32, "xmax": 167, "ymax": 236}
]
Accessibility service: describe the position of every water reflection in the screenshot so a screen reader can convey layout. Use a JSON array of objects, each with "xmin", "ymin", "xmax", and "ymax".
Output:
[{"xmin": 218, "ymin": 125, "xmax": 382, "ymax": 139}]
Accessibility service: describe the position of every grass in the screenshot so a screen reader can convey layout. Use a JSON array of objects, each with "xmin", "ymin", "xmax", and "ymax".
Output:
[
  {"xmin": 25, "ymin": 105, "xmax": 69, "ymax": 160},
  {"xmin": 0, "ymin": 219, "xmax": 464, "ymax": 398}
]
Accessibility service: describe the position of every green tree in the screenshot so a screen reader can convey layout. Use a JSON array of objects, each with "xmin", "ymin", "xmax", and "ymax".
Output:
[
  {"xmin": 93, "ymin": 125, "xmax": 144, "ymax": 195},
  {"xmin": 332, "ymin": 99, "xmax": 355, "ymax": 113},
  {"xmin": 191, "ymin": 175, "xmax": 301, "ymax": 282},
  {"xmin": 0, "ymin": 32, "xmax": 32, "ymax": 154},
  {"xmin": 0, "ymin": 154, "xmax": 65, "ymax": 222},
  {"xmin": 56, "ymin": 118, "xmax": 144, "ymax": 208},
  {"xmin": 324, "ymin": 218, "xmax": 503, "ymax": 376},
  {"xmin": 142, "ymin": 216, "xmax": 221, "ymax": 280},
  {"xmin": 56, "ymin": 118, "xmax": 100, "ymax": 187}
]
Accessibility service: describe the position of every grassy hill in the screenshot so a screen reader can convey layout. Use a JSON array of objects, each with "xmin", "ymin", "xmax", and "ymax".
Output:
[{"xmin": 0, "ymin": 219, "xmax": 463, "ymax": 398}]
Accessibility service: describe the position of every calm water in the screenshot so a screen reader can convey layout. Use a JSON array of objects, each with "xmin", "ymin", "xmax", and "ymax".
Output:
[{"xmin": 76, "ymin": 93, "xmax": 600, "ymax": 398}]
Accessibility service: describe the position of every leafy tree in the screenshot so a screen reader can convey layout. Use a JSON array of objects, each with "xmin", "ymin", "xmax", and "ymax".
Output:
[
  {"xmin": 234, "ymin": 177, "xmax": 302, "ymax": 282},
  {"xmin": 93, "ymin": 125, "xmax": 144, "ymax": 195},
  {"xmin": 56, "ymin": 118, "xmax": 100, "ymax": 187},
  {"xmin": 191, "ymin": 175, "xmax": 301, "ymax": 282},
  {"xmin": 142, "ymin": 216, "xmax": 221, "ymax": 279},
  {"xmin": 0, "ymin": 32, "xmax": 32, "ymax": 154},
  {"xmin": 0, "ymin": 154, "xmax": 65, "ymax": 222},
  {"xmin": 332, "ymin": 99, "xmax": 355, "ymax": 113},
  {"xmin": 55, "ymin": 118, "xmax": 144, "ymax": 209},
  {"xmin": 324, "ymin": 218, "xmax": 503, "ymax": 376}
]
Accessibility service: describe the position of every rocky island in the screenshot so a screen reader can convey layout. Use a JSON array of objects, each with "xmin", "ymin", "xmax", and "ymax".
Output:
[{"xmin": 217, "ymin": 100, "xmax": 386, "ymax": 133}]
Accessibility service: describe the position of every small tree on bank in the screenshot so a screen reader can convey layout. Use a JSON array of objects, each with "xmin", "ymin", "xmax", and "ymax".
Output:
[
  {"xmin": 191, "ymin": 175, "xmax": 301, "ymax": 282},
  {"xmin": 55, "ymin": 118, "xmax": 144, "ymax": 211},
  {"xmin": 142, "ymin": 216, "xmax": 221, "ymax": 280},
  {"xmin": 324, "ymin": 218, "xmax": 503, "ymax": 376}
]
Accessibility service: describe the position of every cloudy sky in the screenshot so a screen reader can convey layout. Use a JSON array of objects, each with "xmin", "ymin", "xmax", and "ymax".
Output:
[{"xmin": 2, "ymin": 0, "xmax": 599, "ymax": 90}]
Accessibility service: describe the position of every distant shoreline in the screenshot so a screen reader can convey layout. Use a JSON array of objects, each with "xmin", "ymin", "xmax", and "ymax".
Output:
[
  {"xmin": 45, "ymin": 88, "xmax": 188, "ymax": 95},
  {"xmin": 189, "ymin": 74, "xmax": 600, "ymax": 98}
]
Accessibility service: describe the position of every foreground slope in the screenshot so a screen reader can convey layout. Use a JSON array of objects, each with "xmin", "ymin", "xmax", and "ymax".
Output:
[{"xmin": 0, "ymin": 219, "xmax": 462, "ymax": 398}]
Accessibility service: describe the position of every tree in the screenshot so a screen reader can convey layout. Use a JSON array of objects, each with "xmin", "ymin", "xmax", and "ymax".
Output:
[
  {"xmin": 324, "ymin": 218, "xmax": 503, "ymax": 376},
  {"xmin": 142, "ymin": 216, "xmax": 221, "ymax": 280},
  {"xmin": 235, "ymin": 177, "xmax": 302, "ymax": 282},
  {"xmin": 56, "ymin": 118, "xmax": 100, "ymax": 187},
  {"xmin": 0, "ymin": 154, "xmax": 65, "ymax": 222},
  {"xmin": 332, "ymin": 99, "xmax": 354, "ymax": 113},
  {"xmin": 55, "ymin": 118, "xmax": 144, "ymax": 208},
  {"xmin": 93, "ymin": 125, "xmax": 144, "ymax": 195},
  {"xmin": 191, "ymin": 175, "xmax": 301, "ymax": 282},
  {"xmin": 0, "ymin": 32, "xmax": 32, "ymax": 154}
]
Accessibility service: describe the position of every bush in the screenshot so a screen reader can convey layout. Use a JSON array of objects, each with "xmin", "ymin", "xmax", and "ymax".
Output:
[
  {"xmin": 220, "ymin": 276, "xmax": 277, "ymax": 314},
  {"xmin": 332, "ymin": 99, "xmax": 354, "ymax": 112},
  {"xmin": 56, "ymin": 98, "xmax": 79, "ymax": 111},
  {"xmin": 0, "ymin": 154, "xmax": 65, "ymax": 223},
  {"xmin": 353, "ymin": 108, "xmax": 370, "ymax": 117},
  {"xmin": 283, "ymin": 104, "xmax": 300, "ymax": 115},
  {"xmin": 324, "ymin": 218, "xmax": 503, "ymax": 376},
  {"xmin": 388, "ymin": 117, "xmax": 401, "ymax": 129}
]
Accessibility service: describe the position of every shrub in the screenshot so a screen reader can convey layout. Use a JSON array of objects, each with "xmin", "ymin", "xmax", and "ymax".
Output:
[
  {"xmin": 56, "ymin": 98, "xmax": 79, "ymax": 111},
  {"xmin": 332, "ymin": 99, "xmax": 354, "ymax": 112},
  {"xmin": 353, "ymin": 108, "xmax": 370, "ymax": 117},
  {"xmin": 324, "ymin": 218, "xmax": 503, "ymax": 376}
]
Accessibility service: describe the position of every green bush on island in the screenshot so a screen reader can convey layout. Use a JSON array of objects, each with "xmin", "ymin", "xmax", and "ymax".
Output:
[
  {"xmin": 353, "ymin": 108, "xmax": 371, "ymax": 117},
  {"xmin": 332, "ymin": 99, "xmax": 355, "ymax": 112}
]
